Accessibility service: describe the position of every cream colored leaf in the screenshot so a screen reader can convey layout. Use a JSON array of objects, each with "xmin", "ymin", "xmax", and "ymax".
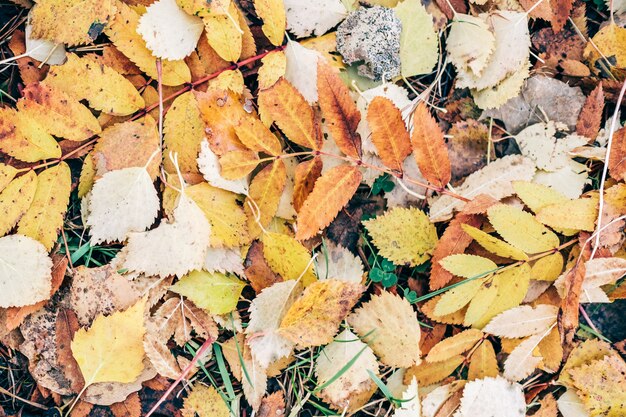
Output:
[
  {"xmin": 0, "ymin": 235, "xmax": 52, "ymax": 308},
  {"xmin": 198, "ymin": 139, "xmax": 249, "ymax": 195},
  {"xmin": 516, "ymin": 122, "xmax": 588, "ymax": 172},
  {"xmin": 503, "ymin": 333, "xmax": 544, "ymax": 381},
  {"xmin": 284, "ymin": 0, "xmax": 347, "ymax": 38},
  {"xmin": 86, "ymin": 167, "xmax": 159, "ymax": 244},
  {"xmin": 242, "ymin": 355, "xmax": 267, "ymax": 412},
  {"xmin": 315, "ymin": 241, "xmax": 364, "ymax": 283},
  {"xmin": 484, "ymin": 304, "xmax": 558, "ymax": 338},
  {"xmin": 453, "ymin": 376, "xmax": 525, "ymax": 417},
  {"xmin": 533, "ymin": 160, "xmax": 589, "ymax": 200},
  {"xmin": 557, "ymin": 389, "xmax": 591, "ymax": 417},
  {"xmin": 285, "ymin": 40, "xmax": 320, "ymax": 103},
  {"xmin": 393, "ymin": 377, "xmax": 421, "ymax": 417},
  {"xmin": 246, "ymin": 280, "xmax": 302, "ymax": 369},
  {"xmin": 472, "ymin": 62, "xmax": 529, "ymax": 110},
  {"xmin": 123, "ymin": 193, "xmax": 211, "ymax": 277},
  {"xmin": 204, "ymin": 247, "xmax": 244, "ymax": 275},
  {"xmin": 315, "ymin": 329, "xmax": 378, "ymax": 412},
  {"xmin": 348, "ymin": 291, "xmax": 421, "ymax": 367},
  {"xmin": 25, "ymin": 21, "xmax": 66, "ymax": 65},
  {"xmin": 137, "ymin": 0, "xmax": 203, "ymax": 60},
  {"xmin": 447, "ymin": 14, "xmax": 494, "ymax": 76}
]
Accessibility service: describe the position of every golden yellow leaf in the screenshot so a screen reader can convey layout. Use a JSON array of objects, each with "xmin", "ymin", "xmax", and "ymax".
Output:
[
  {"xmin": 182, "ymin": 385, "xmax": 230, "ymax": 417},
  {"xmin": 461, "ymin": 223, "xmax": 529, "ymax": 261},
  {"xmin": 538, "ymin": 326, "xmax": 563, "ymax": 373},
  {"xmin": 348, "ymin": 291, "xmax": 421, "ymax": 367},
  {"xmin": 219, "ymin": 150, "xmax": 260, "ymax": 180},
  {"xmin": 261, "ymin": 232, "xmax": 317, "ymax": 286},
  {"xmin": 464, "ymin": 282, "xmax": 499, "ymax": 326},
  {"xmin": 105, "ymin": 1, "xmax": 191, "ymax": 86},
  {"xmin": 17, "ymin": 83, "xmax": 101, "ymax": 141},
  {"xmin": 0, "ymin": 108, "xmax": 60, "ymax": 163},
  {"xmin": 363, "ymin": 206, "xmax": 438, "ymax": 267},
  {"xmin": 439, "ymin": 254, "xmax": 498, "ymax": 279},
  {"xmin": 244, "ymin": 160, "xmax": 287, "ymax": 238},
  {"xmin": 278, "ymin": 279, "xmax": 364, "ymax": 348},
  {"xmin": 426, "ymin": 329, "xmax": 483, "ymax": 363},
  {"xmin": 208, "ymin": 69, "xmax": 245, "ymax": 95},
  {"xmin": 202, "ymin": 2, "xmax": 243, "ymax": 62},
  {"xmin": 536, "ymin": 197, "xmax": 598, "ymax": 232},
  {"xmin": 30, "ymin": 0, "xmax": 116, "ymax": 45},
  {"xmin": 487, "ymin": 204, "xmax": 559, "ymax": 254},
  {"xmin": 258, "ymin": 50, "xmax": 286, "ymax": 90},
  {"xmin": 255, "ymin": 0, "xmax": 286, "ymax": 46},
  {"xmin": 301, "ymin": 33, "xmax": 344, "ymax": 69},
  {"xmin": 584, "ymin": 24, "xmax": 626, "ymax": 74},
  {"xmin": 468, "ymin": 340, "xmax": 499, "ymax": 380},
  {"xmin": 559, "ymin": 339, "xmax": 614, "ymax": 387},
  {"xmin": 177, "ymin": 0, "xmax": 229, "ymax": 16},
  {"xmin": 78, "ymin": 154, "xmax": 95, "ymax": 198},
  {"xmin": 296, "ymin": 164, "xmax": 361, "ymax": 240},
  {"xmin": 163, "ymin": 92, "xmax": 205, "ymax": 176},
  {"xmin": 44, "ymin": 53, "xmax": 144, "ymax": 116},
  {"xmin": 0, "ymin": 164, "xmax": 17, "ymax": 193},
  {"xmin": 404, "ymin": 355, "xmax": 464, "ymax": 386},
  {"xmin": 0, "ymin": 172, "xmax": 38, "ymax": 237},
  {"xmin": 71, "ymin": 298, "xmax": 146, "ymax": 386},
  {"xmin": 434, "ymin": 277, "xmax": 486, "ymax": 317},
  {"xmin": 513, "ymin": 181, "xmax": 569, "ymax": 213},
  {"xmin": 367, "ymin": 96, "xmax": 411, "ymax": 171},
  {"xmin": 421, "ymin": 295, "xmax": 467, "ymax": 325},
  {"xmin": 568, "ymin": 355, "xmax": 626, "ymax": 416},
  {"xmin": 17, "ymin": 163, "xmax": 71, "ymax": 250},
  {"xmin": 258, "ymin": 78, "xmax": 322, "ymax": 150},
  {"xmin": 234, "ymin": 115, "xmax": 282, "ymax": 156},
  {"xmin": 171, "ymin": 270, "xmax": 246, "ymax": 314},
  {"xmin": 531, "ymin": 252, "xmax": 564, "ymax": 281},
  {"xmin": 186, "ymin": 182, "xmax": 249, "ymax": 248}
]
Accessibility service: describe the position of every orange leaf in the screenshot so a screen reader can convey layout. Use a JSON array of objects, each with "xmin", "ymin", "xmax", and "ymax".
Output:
[
  {"xmin": 219, "ymin": 150, "xmax": 260, "ymax": 179},
  {"xmin": 410, "ymin": 103, "xmax": 451, "ymax": 188},
  {"xmin": 258, "ymin": 78, "xmax": 322, "ymax": 150},
  {"xmin": 367, "ymin": 96, "xmax": 411, "ymax": 171},
  {"xmin": 576, "ymin": 82, "xmax": 604, "ymax": 141},
  {"xmin": 317, "ymin": 61, "xmax": 361, "ymax": 159},
  {"xmin": 296, "ymin": 164, "xmax": 362, "ymax": 241},
  {"xmin": 609, "ymin": 126, "xmax": 626, "ymax": 181},
  {"xmin": 245, "ymin": 160, "xmax": 287, "ymax": 238},
  {"xmin": 293, "ymin": 157, "xmax": 323, "ymax": 212},
  {"xmin": 234, "ymin": 115, "xmax": 283, "ymax": 156},
  {"xmin": 549, "ymin": 0, "xmax": 572, "ymax": 32},
  {"xmin": 559, "ymin": 262, "xmax": 586, "ymax": 354},
  {"xmin": 194, "ymin": 89, "xmax": 247, "ymax": 155}
]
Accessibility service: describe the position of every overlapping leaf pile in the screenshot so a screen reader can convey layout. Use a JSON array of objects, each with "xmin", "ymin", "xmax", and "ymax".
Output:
[{"xmin": 0, "ymin": 0, "xmax": 626, "ymax": 416}]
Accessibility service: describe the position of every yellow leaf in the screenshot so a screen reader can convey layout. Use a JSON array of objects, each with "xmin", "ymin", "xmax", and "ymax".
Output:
[
  {"xmin": 30, "ymin": 0, "xmax": 116, "ymax": 46},
  {"xmin": 468, "ymin": 340, "xmax": 499, "ymax": 380},
  {"xmin": 278, "ymin": 279, "xmax": 364, "ymax": 348},
  {"xmin": 258, "ymin": 50, "xmax": 286, "ymax": 90},
  {"xmin": 536, "ymin": 197, "xmax": 598, "ymax": 232},
  {"xmin": 78, "ymin": 154, "xmax": 95, "ymax": 198},
  {"xmin": 177, "ymin": 0, "xmax": 229, "ymax": 16},
  {"xmin": 584, "ymin": 24, "xmax": 626, "ymax": 74},
  {"xmin": 244, "ymin": 160, "xmax": 287, "ymax": 238},
  {"xmin": 0, "ymin": 164, "xmax": 17, "ymax": 193},
  {"xmin": 71, "ymin": 298, "xmax": 146, "ymax": 385},
  {"xmin": 568, "ymin": 355, "xmax": 626, "ymax": 416},
  {"xmin": 513, "ymin": 181, "xmax": 569, "ymax": 213},
  {"xmin": 261, "ymin": 232, "xmax": 317, "ymax": 286},
  {"xmin": 44, "ymin": 53, "xmax": 144, "ymax": 116},
  {"xmin": 105, "ymin": 1, "xmax": 191, "ymax": 86},
  {"xmin": 234, "ymin": 115, "xmax": 283, "ymax": 156},
  {"xmin": 363, "ymin": 206, "xmax": 438, "ymax": 267},
  {"xmin": 394, "ymin": 0, "xmax": 438, "ymax": 77},
  {"xmin": 255, "ymin": 0, "xmax": 286, "ymax": 46},
  {"xmin": 421, "ymin": 295, "xmax": 466, "ymax": 325},
  {"xmin": 17, "ymin": 163, "xmax": 71, "ymax": 250},
  {"xmin": 296, "ymin": 164, "xmax": 362, "ymax": 241},
  {"xmin": 186, "ymin": 182, "xmax": 249, "ymax": 248},
  {"xmin": 203, "ymin": 2, "xmax": 243, "ymax": 62},
  {"xmin": 531, "ymin": 252, "xmax": 564, "ymax": 281},
  {"xmin": 464, "ymin": 282, "xmax": 499, "ymax": 326},
  {"xmin": 171, "ymin": 270, "xmax": 246, "ymax": 315},
  {"xmin": 439, "ymin": 254, "xmax": 498, "ymax": 278},
  {"xmin": 487, "ymin": 204, "xmax": 559, "ymax": 254},
  {"xmin": 219, "ymin": 150, "xmax": 260, "ymax": 180},
  {"xmin": 348, "ymin": 291, "xmax": 421, "ymax": 367},
  {"xmin": 434, "ymin": 277, "xmax": 486, "ymax": 317},
  {"xmin": 0, "ymin": 108, "xmax": 60, "ymax": 162},
  {"xmin": 208, "ymin": 69, "xmax": 245, "ymax": 95},
  {"xmin": 182, "ymin": 385, "xmax": 230, "ymax": 417},
  {"xmin": 426, "ymin": 329, "xmax": 483, "ymax": 363},
  {"xmin": 17, "ymin": 83, "xmax": 101, "ymax": 141},
  {"xmin": 163, "ymin": 92, "xmax": 205, "ymax": 176},
  {"xmin": 461, "ymin": 224, "xmax": 529, "ymax": 261},
  {"xmin": 258, "ymin": 78, "xmax": 322, "ymax": 150},
  {"xmin": 404, "ymin": 355, "xmax": 464, "ymax": 387},
  {"xmin": 0, "ymin": 172, "xmax": 38, "ymax": 237},
  {"xmin": 301, "ymin": 33, "xmax": 345, "ymax": 69},
  {"xmin": 538, "ymin": 326, "xmax": 563, "ymax": 372}
]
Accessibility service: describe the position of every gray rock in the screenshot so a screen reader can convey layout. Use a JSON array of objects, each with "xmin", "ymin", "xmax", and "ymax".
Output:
[{"xmin": 336, "ymin": 6, "xmax": 402, "ymax": 81}]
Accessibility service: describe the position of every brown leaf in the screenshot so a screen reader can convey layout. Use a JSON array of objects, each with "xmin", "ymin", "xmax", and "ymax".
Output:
[
  {"xmin": 609, "ymin": 126, "xmax": 626, "ymax": 181},
  {"xmin": 558, "ymin": 261, "xmax": 586, "ymax": 355},
  {"xmin": 244, "ymin": 160, "xmax": 288, "ymax": 237},
  {"xmin": 293, "ymin": 157, "xmax": 323, "ymax": 212},
  {"xmin": 296, "ymin": 164, "xmax": 362, "ymax": 241},
  {"xmin": 257, "ymin": 391, "xmax": 286, "ymax": 417},
  {"xmin": 258, "ymin": 78, "xmax": 322, "ymax": 150},
  {"xmin": 549, "ymin": 0, "xmax": 572, "ymax": 32},
  {"xmin": 366, "ymin": 96, "xmax": 411, "ymax": 172},
  {"xmin": 576, "ymin": 83, "xmax": 604, "ymax": 141},
  {"xmin": 56, "ymin": 309, "xmax": 85, "ymax": 392},
  {"xmin": 7, "ymin": 30, "xmax": 48, "ymax": 85},
  {"xmin": 244, "ymin": 240, "xmax": 284, "ymax": 293},
  {"xmin": 317, "ymin": 61, "xmax": 361, "ymax": 158},
  {"xmin": 411, "ymin": 102, "xmax": 451, "ymax": 188},
  {"xmin": 430, "ymin": 214, "xmax": 482, "ymax": 290},
  {"xmin": 110, "ymin": 393, "xmax": 141, "ymax": 417},
  {"xmin": 447, "ymin": 120, "xmax": 491, "ymax": 183}
]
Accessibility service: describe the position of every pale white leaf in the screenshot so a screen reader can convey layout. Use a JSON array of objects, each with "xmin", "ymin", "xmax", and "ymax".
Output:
[
  {"xmin": 392, "ymin": 377, "xmax": 420, "ymax": 417},
  {"xmin": 137, "ymin": 0, "xmax": 203, "ymax": 60},
  {"xmin": 483, "ymin": 304, "xmax": 558, "ymax": 338},
  {"xmin": 557, "ymin": 389, "xmax": 591, "ymax": 417},
  {"xmin": 197, "ymin": 139, "xmax": 249, "ymax": 195},
  {"xmin": 284, "ymin": 40, "xmax": 320, "ymax": 103},
  {"xmin": 0, "ymin": 235, "xmax": 52, "ymax": 308},
  {"xmin": 447, "ymin": 14, "xmax": 494, "ymax": 76},
  {"xmin": 86, "ymin": 167, "xmax": 160, "ymax": 244},
  {"xmin": 315, "ymin": 241, "xmax": 364, "ymax": 283},
  {"xmin": 25, "ymin": 21, "xmax": 66, "ymax": 65},
  {"xmin": 422, "ymin": 381, "xmax": 466, "ymax": 417},
  {"xmin": 242, "ymin": 355, "xmax": 267, "ymax": 411},
  {"xmin": 503, "ymin": 333, "xmax": 544, "ymax": 381},
  {"xmin": 533, "ymin": 160, "xmax": 589, "ymax": 199},
  {"xmin": 284, "ymin": 0, "xmax": 347, "ymax": 38},
  {"xmin": 453, "ymin": 376, "xmax": 525, "ymax": 417},
  {"xmin": 203, "ymin": 247, "xmax": 244, "ymax": 275}
]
